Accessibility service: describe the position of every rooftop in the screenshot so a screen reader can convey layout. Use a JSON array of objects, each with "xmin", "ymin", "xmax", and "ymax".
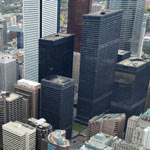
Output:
[
  {"xmin": 118, "ymin": 58, "xmax": 148, "ymax": 68},
  {"xmin": 48, "ymin": 130, "xmax": 70, "ymax": 148},
  {"xmin": 90, "ymin": 113, "xmax": 125, "ymax": 121},
  {"xmin": 0, "ymin": 91, "xmax": 21, "ymax": 102},
  {"xmin": 17, "ymin": 79, "xmax": 41, "ymax": 89},
  {"xmin": 84, "ymin": 10, "xmax": 122, "ymax": 17},
  {"xmin": 2, "ymin": 121, "xmax": 36, "ymax": 137},
  {"xmin": 118, "ymin": 50, "xmax": 131, "ymax": 56},
  {"xmin": 44, "ymin": 74, "xmax": 73, "ymax": 86},
  {"xmin": 42, "ymin": 33, "xmax": 73, "ymax": 41}
]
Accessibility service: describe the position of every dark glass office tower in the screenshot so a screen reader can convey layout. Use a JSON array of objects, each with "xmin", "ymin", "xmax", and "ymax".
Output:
[
  {"xmin": 41, "ymin": 75, "xmax": 75, "ymax": 139},
  {"xmin": 39, "ymin": 33, "xmax": 74, "ymax": 82},
  {"xmin": 17, "ymin": 32, "xmax": 23, "ymax": 49},
  {"xmin": 77, "ymin": 10, "xmax": 123, "ymax": 123},
  {"xmin": 111, "ymin": 58, "xmax": 150, "ymax": 119}
]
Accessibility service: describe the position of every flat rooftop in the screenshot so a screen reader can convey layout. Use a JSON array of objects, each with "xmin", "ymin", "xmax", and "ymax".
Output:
[
  {"xmin": 3, "ymin": 121, "xmax": 36, "ymax": 137},
  {"xmin": 42, "ymin": 33, "xmax": 73, "ymax": 41},
  {"xmin": 90, "ymin": 113, "xmax": 125, "ymax": 121},
  {"xmin": 84, "ymin": 10, "xmax": 122, "ymax": 17},
  {"xmin": 118, "ymin": 50, "xmax": 131, "ymax": 56},
  {"xmin": 118, "ymin": 58, "xmax": 147, "ymax": 68},
  {"xmin": 44, "ymin": 74, "xmax": 73, "ymax": 86}
]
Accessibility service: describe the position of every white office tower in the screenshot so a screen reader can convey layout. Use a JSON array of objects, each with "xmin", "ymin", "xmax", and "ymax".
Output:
[
  {"xmin": 138, "ymin": 14, "xmax": 148, "ymax": 57},
  {"xmin": 3, "ymin": 121, "xmax": 36, "ymax": 150},
  {"xmin": 0, "ymin": 54, "xmax": 17, "ymax": 92},
  {"xmin": 107, "ymin": 0, "xmax": 146, "ymax": 57},
  {"xmin": 23, "ymin": 0, "xmax": 58, "ymax": 82},
  {"xmin": 142, "ymin": 127, "xmax": 150, "ymax": 149},
  {"xmin": 41, "ymin": 0, "xmax": 58, "ymax": 37}
]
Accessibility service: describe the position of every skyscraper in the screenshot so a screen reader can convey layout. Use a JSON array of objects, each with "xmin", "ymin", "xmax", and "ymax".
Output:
[
  {"xmin": 107, "ymin": 0, "xmax": 146, "ymax": 57},
  {"xmin": 14, "ymin": 79, "xmax": 41, "ymax": 122},
  {"xmin": 3, "ymin": 121, "xmax": 36, "ymax": 150},
  {"xmin": 117, "ymin": 50, "xmax": 131, "ymax": 62},
  {"xmin": 0, "ymin": 24, "xmax": 3, "ymax": 52},
  {"xmin": 77, "ymin": 10, "xmax": 123, "ymax": 123},
  {"xmin": 111, "ymin": 58, "xmax": 150, "ymax": 119},
  {"xmin": 41, "ymin": 75, "xmax": 75, "ymax": 139},
  {"xmin": 0, "ymin": 91, "xmax": 24, "ymax": 149},
  {"xmin": 39, "ymin": 33, "xmax": 74, "ymax": 82},
  {"xmin": 23, "ymin": 0, "xmax": 58, "ymax": 81},
  {"xmin": 28, "ymin": 118, "xmax": 53, "ymax": 150},
  {"xmin": 67, "ymin": 0, "xmax": 92, "ymax": 52},
  {"xmin": 0, "ymin": 54, "xmax": 17, "ymax": 92}
]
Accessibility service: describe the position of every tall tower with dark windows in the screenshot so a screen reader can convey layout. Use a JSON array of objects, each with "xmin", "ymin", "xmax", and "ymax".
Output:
[
  {"xmin": 41, "ymin": 75, "xmax": 75, "ymax": 139},
  {"xmin": 77, "ymin": 10, "xmax": 123, "ymax": 123},
  {"xmin": 107, "ymin": 0, "xmax": 146, "ymax": 57},
  {"xmin": 111, "ymin": 58, "xmax": 150, "ymax": 119},
  {"xmin": 39, "ymin": 33, "xmax": 74, "ymax": 82}
]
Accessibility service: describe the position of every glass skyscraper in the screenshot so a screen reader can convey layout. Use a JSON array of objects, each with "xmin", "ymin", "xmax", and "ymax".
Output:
[
  {"xmin": 107, "ymin": 0, "xmax": 146, "ymax": 57},
  {"xmin": 77, "ymin": 10, "xmax": 123, "ymax": 123}
]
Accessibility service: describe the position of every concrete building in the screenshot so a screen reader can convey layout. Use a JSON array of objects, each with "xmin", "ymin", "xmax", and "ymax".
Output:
[
  {"xmin": 142, "ymin": 127, "xmax": 150, "ymax": 149},
  {"xmin": 14, "ymin": 79, "xmax": 41, "ymax": 122},
  {"xmin": 111, "ymin": 58, "xmax": 150, "ymax": 119},
  {"xmin": 28, "ymin": 118, "xmax": 53, "ymax": 150},
  {"xmin": 0, "ymin": 54, "xmax": 17, "ymax": 92},
  {"xmin": 23, "ymin": 0, "xmax": 58, "ymax": 81},
  {"xmin": 112, "ymin": 138, "xmax": 145, "ymax": 150},
  {"xmin": 41, "ymin": 75, "xmax": 75, "ymax": 139},
  {"xmin": 2, "ymin": 121, "xmax": 36, "ymax": 150},
  {"xmin": 39, "ymin": 33, "xmax": 74, "ymax": 82},
  {"xmin": 47, "ymin": 130, "xmax": 70, "ymax": 150},
  {"xmin": 0, "ymin": 24, "xmax": 3, "ymax": 52},
  {"xmin": 0, "ymin": 91, "xmax": 24, "ymax": 149},
  {"xmin": 146, "ymin": 0, "xmax": 150, "ymax": 8},
  {"xmin": 88, "ymin": 113, "xmax": 126, "ymax": 139},
  {"xmin": 117, "ymin": 50, "xmax": 131, "ymax": 62},
  {"xmin": 67, "ymin": 0, "xmax": 92, "ymax": 52},
  {"xmin": 107, "ymin": 0, "xmax": 146, "ymax": 57},
  {"xmin": 125, "ymin": 109, "xmax": 150, "ymax": 143},
  {"xmin": 80, "ymin": 133, "xmax": 114, "ymax": 150},
  {"xmin": 77, "ymin": 10, "xmax": 123, "ymax": 123}
]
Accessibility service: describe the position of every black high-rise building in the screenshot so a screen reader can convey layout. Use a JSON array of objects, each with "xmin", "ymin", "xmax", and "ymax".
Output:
[
  {"xmin": 41, "ymin": 75, "xmax": 75, "ymax": 139},
  {"xmin": 39, "ymin": 33, "xmax": 74, "ymax": 82},
  {"xmin": 77, "ymin": 10, "xmax": 123, "ymax": 123},
  {"xmin": 111, "ymin": 58, "xmax": 150, "ymax": 119}
]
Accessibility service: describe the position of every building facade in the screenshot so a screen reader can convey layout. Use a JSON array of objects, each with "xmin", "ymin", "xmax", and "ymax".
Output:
[
  {"xmin": 39, "ymin": 33, "xmax": 74, "ymax": 82},
  {"xmin": 41, "ymin": 75, "xmax": 75, "ymax": 139},
  {"xmin": 0, "ymin": 91, "xmax": 24, "ymax": 149},
  {"xmin": 14, "ymin": 79, "xmax": 41, "ymax": 122},
  {"xmin": 67, "ymin": 0, "xmax": 92, "ymax": 52},
  {"xmin": 0, "ymin": 54, "xmax": 16, "ymax": 92},
  {"xmin": 77, "ymin": 10, "xmax": 123, "ymax": 123},
  {"xmin": 111, "ymin": 58, "xmax": 150, "ymax": 119},
  {"xmin": 23, "ymin": 0, "xmax": 58, "ymax": 81},
  {"xmin": 88, "ymin": 113, "xmax": 126, "ymax": 139},
  {"xmin": 107, "ymin": 0, "xmax": 146, "ymax": 57},
  {"xmin": 28, "ymin": 118, "xmax": 53, "ymax": 150},
  {"xmin": 3, "ymin": 121, "xmax": 36, "ymax": 150}
]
